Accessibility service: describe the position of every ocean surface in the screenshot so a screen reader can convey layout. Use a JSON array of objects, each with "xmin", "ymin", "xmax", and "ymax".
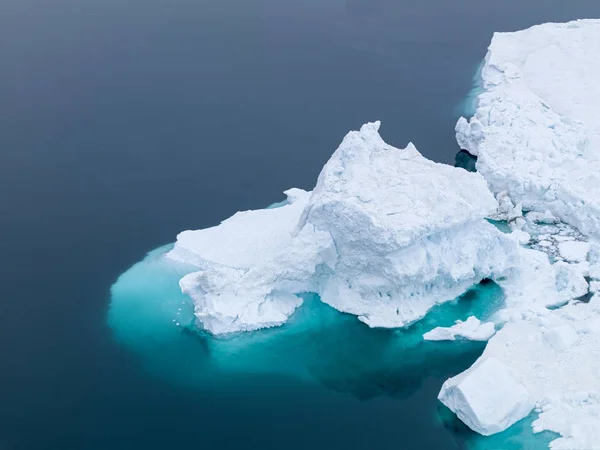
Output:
[{"xmin": 2, "ymin": 1, "xmax": 600, "ymax": 449}]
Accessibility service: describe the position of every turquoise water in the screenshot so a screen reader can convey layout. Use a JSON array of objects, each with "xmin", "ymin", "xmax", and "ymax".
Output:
[
  {"xmin": 438, "ymin": 405, "xmax": 557, "ymax": 450},
  {"xmin": 109, "ymin": 244, "xmax": 502, "ymax": 388},
  {"xmin": 109, "ymin": 244, "xmax": 554, "ymax": 449}
]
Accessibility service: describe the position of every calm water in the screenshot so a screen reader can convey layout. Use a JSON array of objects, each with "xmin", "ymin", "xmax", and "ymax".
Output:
[{"xmin": 2, "ymin": 0, "xmax": 600, "ymax": 448}]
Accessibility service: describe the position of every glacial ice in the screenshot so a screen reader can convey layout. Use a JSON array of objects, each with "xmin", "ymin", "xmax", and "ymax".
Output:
[
  {"xmin": 168, "ymin": 188, "xmax": 335, "ymax": 334},
  {"xmin": 441, "ymin": 19, "xmax": 600, "ymax": 448},
  {"xmin": 170, "ymin": 122, "xmax": 521, "ymax": 334},
  {"xmin": 456, "ymin": 19, "xmax": 600, "ymax": 235}
]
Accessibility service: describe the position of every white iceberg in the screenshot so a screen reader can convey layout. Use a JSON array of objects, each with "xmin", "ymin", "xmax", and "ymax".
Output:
[
  {"xmin": 423, "ymin": 316, "xmax": 495, "ymax": 342},
  {"xmin": 169, "ymin": 122, "xmax": 520, "ymax": 334},
  {"xmin": 441, "ymin": 304, "xmax": 600, "ymax": 447},
  {"xmin": 297, "ymin": 122, "xmax": 518, "ymax": 329},
  {"xmin": 456, "ymin": 19, "xmax": 600, "ymax": 235}
]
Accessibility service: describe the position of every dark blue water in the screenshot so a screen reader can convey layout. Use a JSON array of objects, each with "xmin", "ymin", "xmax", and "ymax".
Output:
[{"xmin": 2, "ymin": 0, "xmax": 600, "ymax": 448}]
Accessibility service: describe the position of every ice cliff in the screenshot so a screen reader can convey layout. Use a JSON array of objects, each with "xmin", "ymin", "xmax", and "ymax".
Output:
[
  {"xmin": 456, "ymin": 19, "xmax": 600, "ymax": 235},
  {"xmin": 440, "ymin": 19, "xmax": 600, "ymax": 448},
  {"xmin": 167, "ymin": 122, "xmax": 520, "ymax": 334}
]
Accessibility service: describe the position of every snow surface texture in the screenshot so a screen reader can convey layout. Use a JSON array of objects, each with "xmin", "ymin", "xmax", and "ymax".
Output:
[
  {"xmin": 173, "ymin": 189, "xmax": 335, "ymax": 334},
  {"xmin": 167, "ymin": 122, "xmax": 520, "ymax": 334},
  {"xmin": 456, "ymin": 19, "xmax": 600, "ymax": 235},
  {"xmin": 441, "ymin": 20, "xmax": 600, "ymax": 448},
  {"xmin": 423, "ymin": 316, "xmax": 495, "ymax": 342}
]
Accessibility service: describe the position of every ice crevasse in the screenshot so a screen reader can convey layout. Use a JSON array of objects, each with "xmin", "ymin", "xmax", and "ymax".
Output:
[{"xmin": 440, "ymin": 19, "xmax": 600, "ymax": 448}]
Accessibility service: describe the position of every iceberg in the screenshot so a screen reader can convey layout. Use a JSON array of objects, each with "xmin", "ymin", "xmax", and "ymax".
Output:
[
  {"xmin": 456, "ymin": 19, "xmax": 600, "ymax": 235},
  {"xmin": 168, "ymin": 188, "xmax": 333, "ymax": 334},
  {"xmin": 127, "ymin": 19, "xmax": 600, "ymax": 448},
  {"xmin": 297, "ymin": 122, "xmax": 518, "ymax": 329},
  {"xmin": 441, "ymin": 19, "xmax": 600, "ymax": 448},
  {"xmin": 440, "ymin": 304, "xmax": 600, "ymax": 447},
  {"xmin": 169, "ymin": 122, "xmax": 520, "ymax": 334}
]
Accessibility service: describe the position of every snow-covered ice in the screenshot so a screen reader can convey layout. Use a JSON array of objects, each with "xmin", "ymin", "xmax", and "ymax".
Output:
[
  {"xmin": 169, "ymin": 122, "xmax": 520, "ymax": 334},
  {"xmin": 423, "ymin": 316, "xmax": 495, "ymax": 342},
  {"xmin": 441, "ymin": 19, "xmax": 600, "ymax": 448},
  {"xmin": 456, "ymin": 19, "xmax": 600, "ymax": 235}
]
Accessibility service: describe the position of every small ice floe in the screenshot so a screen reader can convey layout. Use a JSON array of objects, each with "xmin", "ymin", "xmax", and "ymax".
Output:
[{"xmin": 423, "ymin": 316, "xmax": 496, "ymax": 342}]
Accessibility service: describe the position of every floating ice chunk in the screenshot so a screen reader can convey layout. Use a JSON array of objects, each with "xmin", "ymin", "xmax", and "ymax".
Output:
[
  {"xmin": 298, "ymin": 122, "xmax": 518, "ymax": 328},
  {"xmin": 526, "ymin": 210, "xmax": 558, "ymax": 224},
  {"xmin": 423, "ymin": 316, "xmax": 495, "ymax": 341},
  {"xmin": 438, "ymin": 357, "xmax": 535, "ymax": 436},
  {"xmin": 166, "ymin": 188, "xmax": 312, "ymax": 269},
  {"xmin": 557, "ymin": 241, "xmax": 590, "ymax": 262},
  {"xmin": 172, "ymin": 122, "xmax": 520, "ymax": 334},
  {"xmin": 178, "ymin": 223, "xmax": 335, "ymax": 334},
  {"xmin": 554, "ymin": 262, "xmax": 589, "ymax": 301},
  {"xmin": 510, "ymin": 230, "xmax": 530, "ymax": 245}
]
